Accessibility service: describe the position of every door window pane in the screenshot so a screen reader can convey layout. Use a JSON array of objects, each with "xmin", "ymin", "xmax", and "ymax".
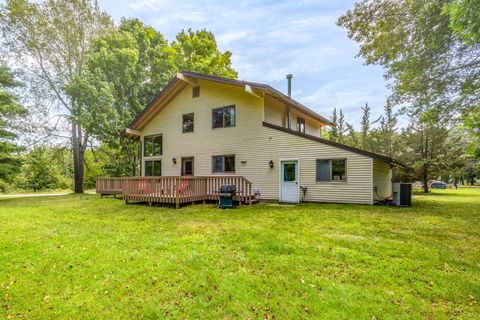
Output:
[
  {"xmin": 283, "ymin": 163, "xmax": 296, "ymax": 182},
  {"xmin": 182, "ymin": 158, "xmax": 193, "ymax": 176}
]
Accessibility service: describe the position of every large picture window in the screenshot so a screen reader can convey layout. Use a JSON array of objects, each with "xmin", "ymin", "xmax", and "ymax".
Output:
[
  {"xmin": 145, "ymin": 160, "xmax": 161, "ymax": 176},
  {"xmin": 212, "ymin": 155, "xmax": 235, "ymax": 173},
  {"xmin": 144, "ymin": 135, "xmax": 162, "ymax": 157},
  {"xmin": 212, "ymin": 105, "xmax": 235, "ymax": 128},
  {"xmin": 182, "ymin": 113, "xmax": 194, "ymax": 133},
  {"xmin": 316, "ymin": 159, "xmax": 347, "ymax": 182}
]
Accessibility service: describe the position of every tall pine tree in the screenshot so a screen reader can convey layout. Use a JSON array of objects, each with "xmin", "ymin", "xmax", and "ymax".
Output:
[{"xmin": 0, "ymin": 61, "xmax": 26, "ymax": 191}]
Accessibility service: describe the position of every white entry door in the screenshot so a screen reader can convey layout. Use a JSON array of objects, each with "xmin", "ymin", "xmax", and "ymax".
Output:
[{"xmin": 280, "ymin": 160, "xmax": 299, "ymax": 203}]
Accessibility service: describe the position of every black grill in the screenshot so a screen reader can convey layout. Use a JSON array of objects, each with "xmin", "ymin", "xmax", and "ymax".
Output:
[
  {"xmin": 219, "ymin": 185, "xmax": 236, "ymax": 194},
  {"xmin": 219, "ymin": 184, "xmax": 236, "ymax": 208}
]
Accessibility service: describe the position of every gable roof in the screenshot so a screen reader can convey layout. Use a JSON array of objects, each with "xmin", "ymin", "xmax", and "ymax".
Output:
[
  {"xmin": 124, "ymin": 71, "xmax": 333, "ymax": 137},
  {"xmin": 263, "ymin": 121, "xmax": 404, "ymax": 167}
]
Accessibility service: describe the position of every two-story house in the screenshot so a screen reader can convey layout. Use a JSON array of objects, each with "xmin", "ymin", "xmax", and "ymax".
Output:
[{"xmin": 122, "ymin": 71, "xmax": 400, "ymax": 205}]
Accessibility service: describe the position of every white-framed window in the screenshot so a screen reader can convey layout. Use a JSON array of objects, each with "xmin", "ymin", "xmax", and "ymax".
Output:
[
  {"xmin": 182, "ymin": 113, "xmax": 194, "ymax": 133},
  {"xmin": 144, "ymin": 135, "xmax": 162, "ymax": 157},
  {"xmin": 316, "ymin": 159, "xmax": 347, "ymax": 182},
  {"xmin": 212, "ymin": 105, "xmax": 235, "ymax": 128},
  {"xmin": 212, "ymin": 155, "xmax": 235, "ymax": 173},
  {"xmin": 145, "ymin": 160, "xmax": 161, "ymax": 176}
]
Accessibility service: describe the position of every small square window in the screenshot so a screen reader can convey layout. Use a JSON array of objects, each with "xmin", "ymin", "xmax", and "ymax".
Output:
[
  {"xmin": 145, "ymin": 160, "xmax": 161, "ymax": 176},
  {"xmin": 192, "ymin": 86, "xmax": 200, "ymax": 98},
  {"xmin": 212, "ymin": 155, "xmax": 235, "ymax": 173},
  {"xmin": 182, "ymin": 113, "xmax": 194, "ymax": 133}
]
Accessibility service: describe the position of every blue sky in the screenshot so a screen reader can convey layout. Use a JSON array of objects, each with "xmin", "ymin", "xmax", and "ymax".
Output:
[{"xmin": 99, "ymin": 0, "xmax": 391, "ymax": 128}]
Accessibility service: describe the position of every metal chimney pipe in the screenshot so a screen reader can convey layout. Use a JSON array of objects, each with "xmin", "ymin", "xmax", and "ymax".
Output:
[
  {"xmin": 286, "ymin": 74, "xmax": 293, "ymax": 129},
  {"xmin": 286, "ymin": 74, "xmax": 293, "ymax": 97}
]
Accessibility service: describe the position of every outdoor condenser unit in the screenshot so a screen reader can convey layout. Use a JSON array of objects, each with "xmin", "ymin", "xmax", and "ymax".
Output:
[{"xmin": 392, "ymin": 183, "xmax": 412, "ymax": 206}]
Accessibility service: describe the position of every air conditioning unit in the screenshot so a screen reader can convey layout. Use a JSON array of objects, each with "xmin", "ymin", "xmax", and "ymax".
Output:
[{"xmin": 392, "ymin": 183, "xmax": 412, "ymax": 206}]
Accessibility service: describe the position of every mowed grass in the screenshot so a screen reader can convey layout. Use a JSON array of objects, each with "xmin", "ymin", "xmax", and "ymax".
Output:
[{"xmin": 1, "ymin": 189, "xmax": 479, "ymax": 319}]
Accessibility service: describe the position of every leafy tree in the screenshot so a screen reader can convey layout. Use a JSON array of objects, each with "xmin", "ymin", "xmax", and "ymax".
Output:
[
  {"xmin": 444, "ymin": 0, "xmax": 480, "ymax": 44},
  {"xmin": 172, "ymin": 29, "xmax": 238, "ymax": 78},
  {"xmin": 16, "ymin": 146, "xmax": 69, "ymax": 191},
  {"xmin": 396, "ymin": 106, "xmax": 465, "ymax": 192},
  {"xmin": 337, "ymin": 0, "xmax": 480, "ymax": 119},
  {"xmin": 68, "ymin": 21, "xmax": 238, "ymax": 175},
  {"xmin": 0, "ymin": 61, "xmax": 26, "ymax": 191},
  {"xmin": 67, "ymin": 18, "xmax": 175, "ymax": 175},
  {"xmin": 0, "ymin": 0, "xmax": 112, "ymax": 193}
]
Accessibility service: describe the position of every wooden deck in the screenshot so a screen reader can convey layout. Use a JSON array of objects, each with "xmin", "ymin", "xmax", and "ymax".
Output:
[{"xmin": 96, "ymin": 176, "xmax": 254, "ymax": 208}]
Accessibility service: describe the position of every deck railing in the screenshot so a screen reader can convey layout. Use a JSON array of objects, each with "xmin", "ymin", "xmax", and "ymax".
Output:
[{"xmin": 96, "ymin": 176, "xmax": 253, "ymax": 208}]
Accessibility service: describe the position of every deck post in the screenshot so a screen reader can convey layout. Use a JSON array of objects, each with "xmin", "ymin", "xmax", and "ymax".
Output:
[{"xmin": 175, "ymin": 177, "xmax": 180, "ymax": 209}]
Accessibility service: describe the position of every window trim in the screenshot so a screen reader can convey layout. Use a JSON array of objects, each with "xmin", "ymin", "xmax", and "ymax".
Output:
[
  {"xmin": 212, "ymin": 105, "xmax": 236, "ymax": 129},
  {"xmin": 182, "ymin": 112, "xmax": 194, "ymax": 133},
  {"xmin": 211, "ymin": 154, "xmax": 235, "ymax": 173},
  {"xmin": 143, "ymin": 134, "xmax": 162, "ymax": 157},
  {"xmin": 315, "ymin": 158, "xmax": 347, "ymax": 183}
]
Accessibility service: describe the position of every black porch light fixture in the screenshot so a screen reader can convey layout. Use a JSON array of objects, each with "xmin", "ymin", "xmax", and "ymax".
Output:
[
  {"xmin": 269, "ymin": 160, "xmax": 274, "ymax": 168},
  {"xmin": 172, "ymin": 157, "xmax": 177, "ymax": 164}
]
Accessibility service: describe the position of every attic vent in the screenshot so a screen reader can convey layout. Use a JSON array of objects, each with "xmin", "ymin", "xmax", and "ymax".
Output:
[{"xmin": 192, "ymin": 86, "xmax": 200, "ymax": 98}]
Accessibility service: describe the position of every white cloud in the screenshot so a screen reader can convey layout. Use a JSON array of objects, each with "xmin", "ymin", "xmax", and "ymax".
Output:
[{"xmin": 98, "ymin": 0, "xmax": 394, "ymax": 127}]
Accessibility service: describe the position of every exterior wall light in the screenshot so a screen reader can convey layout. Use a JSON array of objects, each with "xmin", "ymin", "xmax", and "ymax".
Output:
[
  {"xmin": 269, "ymin": 160, "xmax": 274, "ymax": 168},
  {"xmin": 172, "ymin": 157, "xmax": 177, "ymax": 164}
]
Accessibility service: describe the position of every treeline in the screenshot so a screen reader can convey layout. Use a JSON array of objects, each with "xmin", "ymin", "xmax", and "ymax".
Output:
[
  {"xmin": 0, "ymin": 0, "xmax": 237, "ymax": 192},
  {"xmin": 336, "ymin": 0, "xmax": 480, "ymax": 192},
  {"xmin": 327, "ymin": 102, "xmax": 478, "ymax": 192}
]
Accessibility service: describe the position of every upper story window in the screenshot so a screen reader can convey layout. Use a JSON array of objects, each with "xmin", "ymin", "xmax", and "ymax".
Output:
[
  {"xmin": 192, "ymin": 86, "xmax": 200, "ymax": 98},
  {"xmin": 212, "ymin": 105, "xmax": 235, "ymax": 128},
  {"xmin": 297, "ymin": 117, "xmax": 305, "ymax": 133},
  {"xmin": 212, "ymin": 155, "xmax": 235, "ymax": 173},
  {"xmin": 316, "ymin": 159, "xmax": 347, "ymax": 182},
  {"xmin": 144, "ymin": 135, "xmax": 162, "ymax": 157},
  {"xmin": 182, "ymin": 113, "xmax": 194, "ymax": 133}
]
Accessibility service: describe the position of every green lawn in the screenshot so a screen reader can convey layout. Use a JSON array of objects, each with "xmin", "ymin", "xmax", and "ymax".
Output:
[{"xmin": 1, "ymin": 189, "xmax": 479, "ymax": 319}]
